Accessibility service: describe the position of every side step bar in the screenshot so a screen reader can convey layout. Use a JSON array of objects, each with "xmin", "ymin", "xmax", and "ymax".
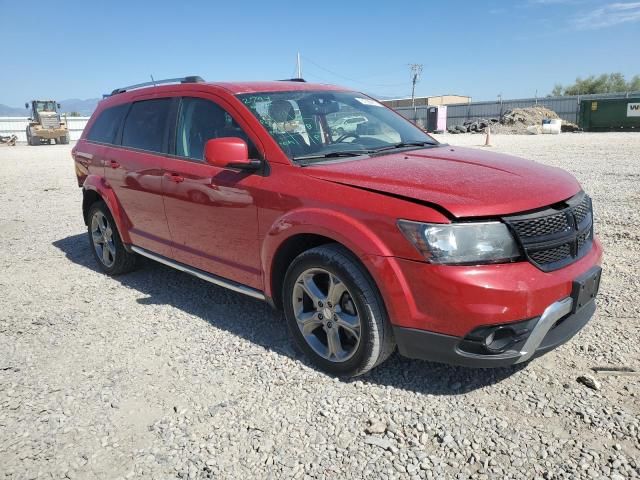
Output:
[{"xmin": 131, "ymin": 246, "xmax": 265, "ymax": 301}]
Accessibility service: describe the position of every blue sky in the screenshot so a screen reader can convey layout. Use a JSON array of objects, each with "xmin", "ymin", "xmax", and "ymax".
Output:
[{"xmin": 1, "ymin": 0, "xmax": 638, "ymax": 105}]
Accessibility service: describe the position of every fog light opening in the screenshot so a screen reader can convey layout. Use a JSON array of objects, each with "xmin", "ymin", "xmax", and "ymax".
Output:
[{"xmin": 483, "ymin": 327, "xmax": 516, "ymax": 353}]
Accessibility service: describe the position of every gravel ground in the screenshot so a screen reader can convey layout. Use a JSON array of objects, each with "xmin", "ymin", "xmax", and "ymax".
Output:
[{"xmin": 1, "ymin": 133, "xmax": 639, "ymax": 480}]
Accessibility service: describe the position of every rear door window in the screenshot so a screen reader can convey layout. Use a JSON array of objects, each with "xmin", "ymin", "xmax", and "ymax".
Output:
[
  {"xmin": 86, "ymin": 104, "xmax": 128, "ymax": 144},
  {"xmin": 122, "ymin": 98, "xmax": 172, "ymax": 153}
]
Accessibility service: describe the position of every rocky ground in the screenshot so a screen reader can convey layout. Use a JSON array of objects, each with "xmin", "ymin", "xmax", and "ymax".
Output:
[{"xmin": 0, "ymin": 133, "xmax": 639, "ymax": 479}]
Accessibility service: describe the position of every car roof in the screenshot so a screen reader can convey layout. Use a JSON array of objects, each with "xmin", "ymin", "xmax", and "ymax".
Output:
[
  {"xmin": 102, "ymin": 80, "xmax": 350, "ymax": 103},
  {"xmin": 205, "ymin": 81, "xmax": 349, "ymax": 94},
  {"xmin": 97, "ymin": 80, "xmax": 355, "ymax": 111}
]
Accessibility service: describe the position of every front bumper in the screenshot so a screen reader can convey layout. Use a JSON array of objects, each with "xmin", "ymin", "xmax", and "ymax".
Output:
[
  {"xmin": 364, "ymin": 238, "xmax": 602, "ymax": 337},
  {"xmin": 360, "ymin": 237, "xmax": 603, "ymax": 367},
  {"xmin": 394, "ymin": 294, "xmax": 597, "ymax": 368}
]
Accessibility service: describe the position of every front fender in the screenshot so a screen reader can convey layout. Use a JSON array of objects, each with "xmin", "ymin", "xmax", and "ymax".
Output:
[
  {"xmin": 83, "ymin": 175, "xmax": 132, "ymax": 244},
  {"xmin": 261, "ymin": 207, "xmax": 394, "ymax": 298}
]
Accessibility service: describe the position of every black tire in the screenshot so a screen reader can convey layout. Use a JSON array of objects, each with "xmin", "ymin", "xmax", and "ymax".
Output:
[
  {"xmin": 28, "ymin": 132, "xmax": 39, "ymax": 146},
  {"xmin": 59, "ymin": 134, "xmax": 70, "ymax": 145},
  {"xmin": 283, "ymin": 244, "xmax": 395, "ymax": 377},
  {"xmin": 87, "ymin": 201, "xmax": 138, "ymax": 275}
]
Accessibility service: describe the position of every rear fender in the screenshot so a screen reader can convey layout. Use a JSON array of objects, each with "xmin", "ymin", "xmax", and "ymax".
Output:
[{"xmin": 82, "ymin": 175, "xmax": 132, "ymax": 244}]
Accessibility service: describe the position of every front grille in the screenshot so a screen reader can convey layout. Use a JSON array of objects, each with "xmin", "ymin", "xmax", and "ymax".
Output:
[
  {"xmin": 573, "ymin": 196, "xmax": 591, "ymax": 224},
  {"xmin": 40, "ymin": 116, "xmax": 60, "ymax": 129},
  {"xmin": 530, "ymin": 244, "xmax": 571, "ymax": 265},
  {"xmin": 577, "ymin": 229, "xmax": 592, "ymax": 251},
  {"xmin": 510, "ymin": 212, "xmax": 570, "ymax": 238},
  {"xmin": 504, "ymin": 192, "xmax": 594, "ymax": 272}
]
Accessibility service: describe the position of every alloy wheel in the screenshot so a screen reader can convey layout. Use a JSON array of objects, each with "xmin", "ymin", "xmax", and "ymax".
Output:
[
  {"xmin": 292, "ymin": 268, "xmax": 361, "ymax": 362},
  {"xmin": 91, "ymin": 211, "xmax": 116, "ymax": 268}
]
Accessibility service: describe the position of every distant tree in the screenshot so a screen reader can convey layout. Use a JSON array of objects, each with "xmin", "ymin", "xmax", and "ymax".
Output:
[
  {"xmin": 66, "ymin": 111, "xmax": 83, "ymax": 117},
  {"xmin": 551, "ymin": 73, "xmax": 639, "ymax": 96}
]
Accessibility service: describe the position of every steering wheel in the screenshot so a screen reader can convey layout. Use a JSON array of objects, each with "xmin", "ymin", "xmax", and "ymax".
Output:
[{"xmin": 335, "ymin": 133, "xmax": 359, "ymax": 143}]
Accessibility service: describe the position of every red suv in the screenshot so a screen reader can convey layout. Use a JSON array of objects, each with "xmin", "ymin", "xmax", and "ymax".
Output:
[{"xmin": 73, "ymin": 76, "xmax": 602, "ymax": 376}]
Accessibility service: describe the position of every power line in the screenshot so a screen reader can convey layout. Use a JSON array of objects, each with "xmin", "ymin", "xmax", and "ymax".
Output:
[
  {"xmin": 305, "ymin": 69, "xmax": 409, "ymax": 99},
  {"xmin": 301, "ymin": 56, "xmax": 407, "ymax": 88}
]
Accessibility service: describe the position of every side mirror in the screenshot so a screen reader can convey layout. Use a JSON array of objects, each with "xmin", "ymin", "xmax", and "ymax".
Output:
[
  {"xmin": 25, "ymin": 102, "xmax": 29, "ymax": 109},
  {"xmin": 57, "ymin": 103, "xmax": 61, "ymax": 109},
  {"xmin": 204, "ymin": 137, "xmax": 260, "ymax": 171}
]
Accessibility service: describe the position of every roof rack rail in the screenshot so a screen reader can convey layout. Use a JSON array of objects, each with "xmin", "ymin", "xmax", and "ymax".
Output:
[
  {"xmin": 109, "ymin": 76, "xmax": 205, "ymax": 96},
  {"xmin": 277, "ymin": 78, "xmax": 306, "ymax": 82}
]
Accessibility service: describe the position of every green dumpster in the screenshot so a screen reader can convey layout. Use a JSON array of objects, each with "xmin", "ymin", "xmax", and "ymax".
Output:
[{"xmin": 579, "ymin": 98, "xmax": 640, "ymax": 131}]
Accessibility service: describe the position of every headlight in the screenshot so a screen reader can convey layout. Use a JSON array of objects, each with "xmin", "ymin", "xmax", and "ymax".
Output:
[{"xmin": 397, "ymin": 220, "xmax": 521, "ymax": 265}]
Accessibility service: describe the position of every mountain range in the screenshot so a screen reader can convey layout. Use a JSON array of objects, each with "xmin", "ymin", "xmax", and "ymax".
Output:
[{"xmin": 0, "ymin": 98, "xmax": 100, "ymax": 117}]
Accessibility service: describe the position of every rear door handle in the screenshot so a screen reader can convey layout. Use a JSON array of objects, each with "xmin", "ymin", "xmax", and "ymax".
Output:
[
  {"xmin": 108, "ymin": 160, "xmax": 120, "ymax": 169},
  {"xmin": 164, "ymin": 172, "xmax": 185, "ymax": 183}
]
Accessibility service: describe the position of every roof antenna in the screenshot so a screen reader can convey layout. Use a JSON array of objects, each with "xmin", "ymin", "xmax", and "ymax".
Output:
[
  {"xmin": 150, "ymin": 74, "xmax": 157, "ymax": 86},
  {"xmin": 296, "ymin": 52, "xmax": 302, "ymax": 79}
]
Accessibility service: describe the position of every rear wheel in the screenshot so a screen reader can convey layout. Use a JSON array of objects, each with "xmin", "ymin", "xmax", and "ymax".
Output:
[
  {"xmin": 59, "ymin": 134, "xmax": 69, "ymax": 144},
  {"xmin": 283, "ymin": 244, "xmax": 395, "ymax": 376},
  {"xmin": 87, "ymin": 201, "xmax": 138, "ymax": 275}
]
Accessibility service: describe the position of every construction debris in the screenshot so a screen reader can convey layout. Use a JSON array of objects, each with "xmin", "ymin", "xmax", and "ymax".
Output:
[
  {"xmin": 447, "ymin": 106, "xmax": 581, "ymax": 135},
  {"xmin": 0, "ymin": 134, "xmax": 18, "ymax": 146}
]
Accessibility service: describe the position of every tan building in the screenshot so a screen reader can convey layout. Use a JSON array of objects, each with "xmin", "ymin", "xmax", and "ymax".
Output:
[{"xmin": 381, "ymin": 95, "xmax": 471, "ymax": 108}]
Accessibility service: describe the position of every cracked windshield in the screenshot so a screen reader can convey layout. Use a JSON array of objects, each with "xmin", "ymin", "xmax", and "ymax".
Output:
[{"xmin": 238, "ymin": 91, "xmax": 436, "ymax": 162}]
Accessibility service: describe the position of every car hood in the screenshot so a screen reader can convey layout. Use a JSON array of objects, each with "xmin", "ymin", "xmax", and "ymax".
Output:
[{"xmin": 303, "ymin": 145, "xmax": 581, "ymax": 218}]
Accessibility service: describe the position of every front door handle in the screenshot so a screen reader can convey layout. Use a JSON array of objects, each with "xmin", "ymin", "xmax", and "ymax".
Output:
[
  {"xmin": 164, "ymin": 172, "xmax": 185, "ymax": 183},
  {"xmin": 108, "ymin": 160, "xmax": 120, "ymax": 169}
]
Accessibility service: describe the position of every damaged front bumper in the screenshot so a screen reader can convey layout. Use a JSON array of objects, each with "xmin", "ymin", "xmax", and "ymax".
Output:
[{"xmin": 393, "ymin": 266, "xmax": 601, "ymax": 368}]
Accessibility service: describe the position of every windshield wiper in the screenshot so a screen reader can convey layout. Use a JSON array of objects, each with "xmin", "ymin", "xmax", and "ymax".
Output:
[
  {"xmin": 371, "ymin": 141, "xmax": 437, "ymax": 153},
  {"xmin": 293, "ymin": 141, "xmax": 437, "ymax": 163},
  {"xmin": 293, "ymin": 151, "xmax": 371, "ymax": 162}
]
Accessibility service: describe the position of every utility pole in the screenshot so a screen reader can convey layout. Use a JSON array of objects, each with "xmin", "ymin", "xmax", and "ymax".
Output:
[
  {"xmin": 409, "ymin": 64, "xmax": 423, "ymax": 110},
  {"xmin": 409, "ymin": 64, "xmax": 423, "ymax": 124},
  {"xmin": 296, "ymin": 52, "xmax": 302, "ymax": 79}
]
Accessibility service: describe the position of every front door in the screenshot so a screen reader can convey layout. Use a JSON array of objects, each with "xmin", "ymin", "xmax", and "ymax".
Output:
[
  {"xmin": 162, "ymin": 96, "xmax": 263, "ymax": 289},
  {"xmin": 104, "ymin": 98, "xmax": 174, "ymax": 257}
]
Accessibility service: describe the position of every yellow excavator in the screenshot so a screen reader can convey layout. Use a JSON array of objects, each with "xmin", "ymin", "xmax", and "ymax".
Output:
[{"xmin": 25, "ymin": 100, "xmax": 69, "ymax": 145}]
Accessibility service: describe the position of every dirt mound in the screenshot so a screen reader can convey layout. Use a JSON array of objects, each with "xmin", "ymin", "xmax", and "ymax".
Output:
[
  {"xmin": 447, "ymin": 106, "xmax": 579, "ymax": 135},
  {"xmin": 493, "ymin": 106, "xmax": 559, "ymax": 134}
]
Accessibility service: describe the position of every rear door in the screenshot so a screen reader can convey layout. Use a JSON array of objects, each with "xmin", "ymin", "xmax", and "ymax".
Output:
[
  {"xmin": 104, "ymin": 97, "xmax": 175, "ymax": 257},
  {"xmin": 161, "ymin": 95, "xmax": 263, "ymax": 289},
  {"xmin": 75, "ymin": 104, "xmax": 128, "ymax": 186}
]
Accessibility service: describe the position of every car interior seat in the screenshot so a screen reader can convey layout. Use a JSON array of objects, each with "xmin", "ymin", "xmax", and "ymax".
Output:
[{"xmin": 267, "ymin": 100, "xmax": 309, "ymax": 157}]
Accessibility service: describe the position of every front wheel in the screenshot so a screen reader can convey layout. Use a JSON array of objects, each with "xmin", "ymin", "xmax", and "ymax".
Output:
[{"xmin": 283, "ymin": 244, "xmax": 395, "ymax": 376}]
